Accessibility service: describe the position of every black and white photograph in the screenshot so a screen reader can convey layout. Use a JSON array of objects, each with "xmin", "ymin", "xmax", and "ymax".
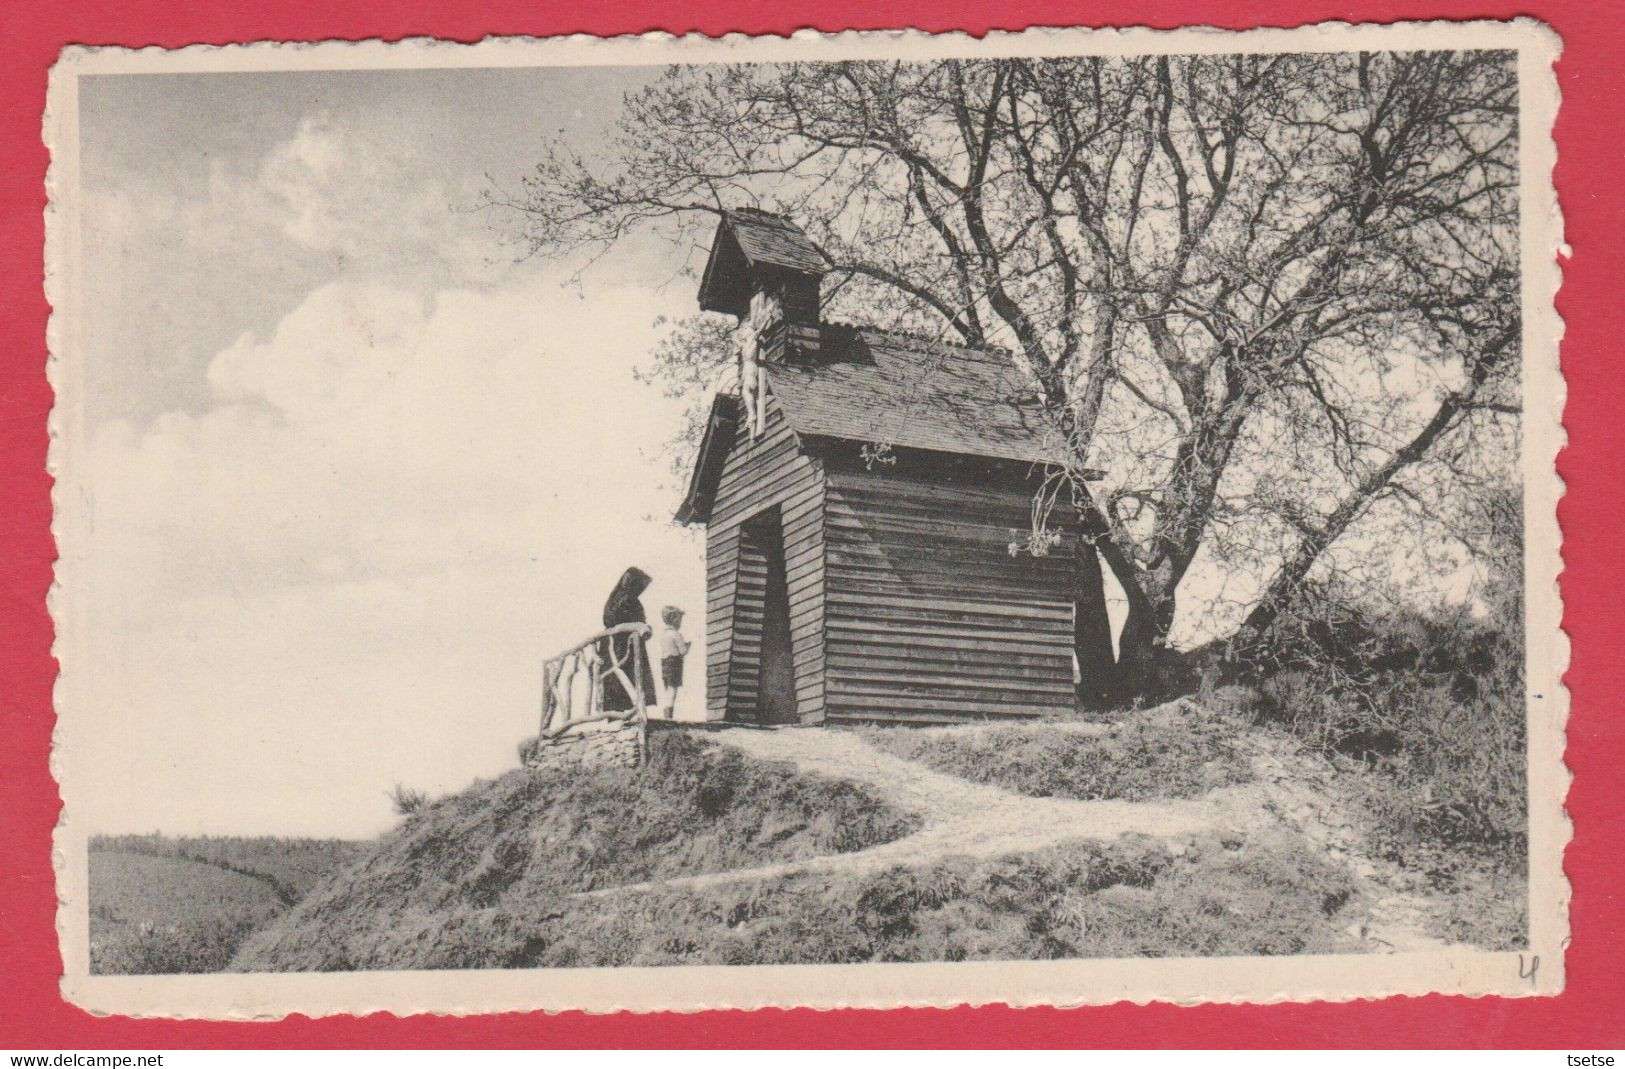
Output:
[{"xmin": 47, "ymin": 21, "xmax": 1565, "ymax": 1015}]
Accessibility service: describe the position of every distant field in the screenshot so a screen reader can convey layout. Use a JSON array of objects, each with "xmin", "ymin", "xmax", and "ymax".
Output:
[
  {"xmin": 92, "ymin": 834, "xmax": 361, "ymax": 903},
  {"xmin": 89, "ymin": 835, "xmax": 361, "ymax": 974}
]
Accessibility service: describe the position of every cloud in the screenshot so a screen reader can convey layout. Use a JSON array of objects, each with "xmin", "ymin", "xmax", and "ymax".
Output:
[
  {"xmin": 79, "ymin": 111, "xmax": 508, "ymax": 427},
  {"xmin": 71, "ymin": 269, "xmax": 708, "ymax": 837},
  {"xmin": 242, "ymin": 113, "xmax": 496, "ymax": 281}
]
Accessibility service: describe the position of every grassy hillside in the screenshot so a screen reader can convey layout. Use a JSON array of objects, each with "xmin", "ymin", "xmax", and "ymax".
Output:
[
  {"xmin": 862, "ymin": 705, "xmax": 1253, "ymax": 802},
  {"xmin": 97, "ymin": 697, "xmax": 1518, "ymax": 972},
  {"xmin": 234, "ymin": 730, "xmax": 921, "ymax": 971},
  {"xmin": 488, "ymin": 828, "xmax": 1362, "ymax": 967},
  {"xmin": 240, "ymin": 820, "xmax": 1363, "ymax": 970}
]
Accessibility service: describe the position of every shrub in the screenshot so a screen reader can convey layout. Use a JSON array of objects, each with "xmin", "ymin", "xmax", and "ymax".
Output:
[
  {"xmin": 388, "ymin": 784, "xmax": 429, "ymax": 817},
  {"xmin": 1219, "ymin": 577, "xmax": 1526, "ymax": 853},
  {"xmin": 96, "ymin": 917, "xmax": 263, "ymax": 975}
]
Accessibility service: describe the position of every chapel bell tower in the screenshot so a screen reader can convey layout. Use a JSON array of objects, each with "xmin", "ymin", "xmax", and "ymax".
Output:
[{"xmin": 696, "ymin": 209, "xmax": 827, "ymax": 436}]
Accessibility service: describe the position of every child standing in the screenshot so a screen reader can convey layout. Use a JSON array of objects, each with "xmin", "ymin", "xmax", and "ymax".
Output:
[{"xmin": 657, "ymin": 605, "xmax": 691, "ymax": 720}]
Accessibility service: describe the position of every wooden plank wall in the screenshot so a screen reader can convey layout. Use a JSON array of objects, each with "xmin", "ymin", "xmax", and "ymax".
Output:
[
  {"xmin": 705, "ymin": 395, "xmax": 827, "ymax": 723},
  {"xmin": 822, "ymin": 466, "xmax": 1078, "ymax": 724}
]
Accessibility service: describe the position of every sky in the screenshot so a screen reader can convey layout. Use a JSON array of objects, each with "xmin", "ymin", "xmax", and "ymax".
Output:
[{"xmin": 68, "ymin": 66, "xmax": 717, "ymax": 838}]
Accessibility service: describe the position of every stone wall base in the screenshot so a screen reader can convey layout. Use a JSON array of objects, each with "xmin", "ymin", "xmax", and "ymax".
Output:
[{"xmin": 521, "ymin": 717, "xmax": 645, "ymax": 771}]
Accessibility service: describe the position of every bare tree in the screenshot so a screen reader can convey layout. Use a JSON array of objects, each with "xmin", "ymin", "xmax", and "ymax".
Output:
[{"xmin": 491, "ymin": 50, "xmax": 1521, "ymax": 700}]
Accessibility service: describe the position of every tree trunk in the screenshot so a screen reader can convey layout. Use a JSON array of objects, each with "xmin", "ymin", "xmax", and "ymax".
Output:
[
  {"xmin": 1072, "ymin": 538, "xmax": 1116, "ymax": 710},
  {"xmin": 1076, "ymin": 503, "xmax": 1174, "ymax": 707},
  {"xmin": 1112, "ymin": 580, "xmax": 1178, "ymax": 703}
]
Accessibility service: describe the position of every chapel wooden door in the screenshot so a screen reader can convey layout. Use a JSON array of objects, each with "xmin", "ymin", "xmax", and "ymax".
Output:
[{"xmin": 740, "ymin": 508, "xmax": 799, "ymax": 724}]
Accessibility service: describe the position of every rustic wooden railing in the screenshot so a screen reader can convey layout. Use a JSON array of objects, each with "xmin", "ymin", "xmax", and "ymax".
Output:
[{"xmin": 539, "ymin": 621, "xmax": 654, "ymax": 741}]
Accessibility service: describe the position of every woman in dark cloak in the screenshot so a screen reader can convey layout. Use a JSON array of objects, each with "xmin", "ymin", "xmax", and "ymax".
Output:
[{"xmin": 599, "ymin": 566, "xmax": 658, "ymax": 712}]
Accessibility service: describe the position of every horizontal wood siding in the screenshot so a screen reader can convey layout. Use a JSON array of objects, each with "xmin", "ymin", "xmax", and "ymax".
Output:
[
  {"xmin": 707, "ymin": 394, "xmax": 826, "ymax": 723},
  {"xmin": 822, "ymin": 468, "xmax": 1077, "ymax": 724},
  {"xmin": 705, "ymin": 524, "xmax": 741, "ymax": 721}
]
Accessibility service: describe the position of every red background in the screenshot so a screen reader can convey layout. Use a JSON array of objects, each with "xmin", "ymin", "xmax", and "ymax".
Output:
[{"xmin": 1, "ymin": 0, "xmax": 1618, "ymax": 1049}]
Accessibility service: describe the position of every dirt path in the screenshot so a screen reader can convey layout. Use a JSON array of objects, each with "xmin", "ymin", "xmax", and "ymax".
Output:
[
  {"xmin": 583, "ymin": 723, "xmax": 1265, "ymax": 894},
  {"xmin": 1232, "ymin": 727, "xmax": 1453, "ymax": 952},
  {"xmin": 580, "ymin": 713, "xmax": 1452, "ymax": 952}
]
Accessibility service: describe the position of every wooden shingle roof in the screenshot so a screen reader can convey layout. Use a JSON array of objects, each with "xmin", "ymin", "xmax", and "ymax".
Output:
[
  {"xmin": 721, "ymin": 209, "xmax": 827, "ymax": 276},
  {"xmin": 766, "ymin": 326, "xmax": 1061, "ymax": 467},
  {"xmin": 697, "ymin": 210, "xmax": 827, "ymax": 316},
  {"xmin": 674, "ymin": 327, "xmax": 1064, "ymax": 525}
]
